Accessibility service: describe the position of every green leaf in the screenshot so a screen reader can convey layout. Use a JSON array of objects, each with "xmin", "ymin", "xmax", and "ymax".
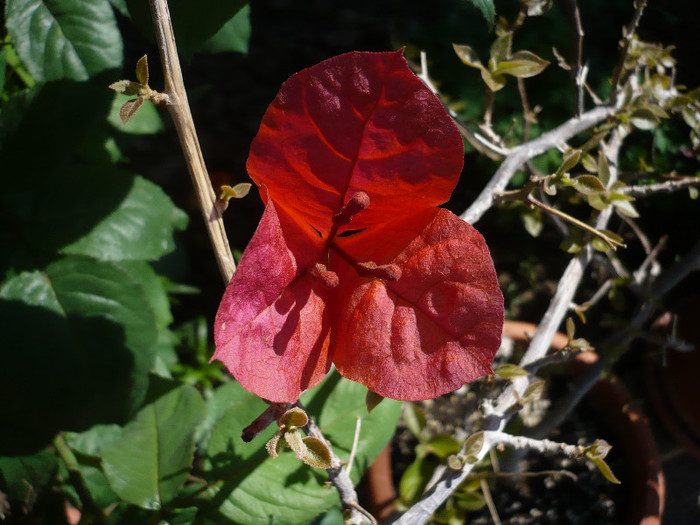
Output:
[
  {"xmin": 520, "ymin": 206, "xmax": 543, "ymax": 237},
  {"xmin": 403, "ymin": 402, "xmax": 427, "ymax": 438},
  {"xmin": 135, "ymin": 55, "xmax": 149, "ymax": 85},
  {"xmin": 612, "ymin": 199, "xmax": 640, "ymax": 218},
  {"xmin": 598, "ymin": 152, "xmax": 611, "ymax": 186},
  {"xmin": 201, "ymin": 372, "xmax": 400, "ymax": 524},
  {"xmin": 481, "ymin": 68, "xmax": 506, "ymax": 92},
  {"xmin": 453, "ymin": 44, "xmax": 484, "ymax": 70},
  {"xmin": 573, "ymin": 175, "xmax": 606, "ymax": 195},
  {"xmin": 280, "ymin": 407, "xmax": 309, "ymax": 429},
  {"xmin": 0, "ymin": 258, "xmax": 159, "ymax": 454},
  {"xmin": 199, "ymin": 5, "xmax": 251, "ymax": 55},
  {"xmin": 464, "ymin": 432, "xmax": 484, "ymax": 458},
  {"xmin": 494, "ymin": 364, "xmax": 530, "ymax": 378},
  {"xmin": 301, "ymin": 437, "xmax": 333, "ymax": 469},
  {"xmin": 0, "ymin": 450, "xmax": 58, "ymax": 501},
  {"xmin": 102, "ymin": 384, "xmax": 206, "ymax": 509},
  {"xmin": 5, "ymin": 0, "xmax": 123, "ymax": 82},
  {"xmin": 365, "ymin": 390, "xmax": 385, "ymax": 413},
  {"xmin": 63, "ymin": 424, "xmax": 122, "ymax": 507},
  {"xmin": 489, "ymin": 34, "xmax": 512, "ymax": 64},
  {"xmin": 125, "ymin": 0, "xmax": 249, "ymax": 60},
  {"xmin": 0, "ymin": 81, "xmax": 113, "ymax": 173},
  {"xmin": 399, "ymin": 457, "xmax": 435, "ymax": 505},
  {"xmin": 12, "ymin": 166, "xmax": 188, "ymax": 263},
  {"xmin": 464, "ymin": 0, "xmax": 496, "ymax": 26},
  {"xmin": 629, "ymin": 108, "xmax": 661, "ymax": 130},
  {"xmin": 493, "ymin": 51, "xmax": 549, "ymax": 78},
  {"xmin": 556, "ymin": 149, "xmax": 582, "ymax": 177},
  {"xmin": 426, "ymin": 434, "xmax": 461, "ymax": 459},
  {"xmin": 119, "ymin": 96, "xmax": 146, "ymax": 124}
]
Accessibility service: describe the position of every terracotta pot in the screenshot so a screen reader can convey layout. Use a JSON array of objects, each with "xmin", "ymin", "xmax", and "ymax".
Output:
[
  {"xmin": 361, "ymin": 320, "xmax": 665, "ymax": 524},
  {"xmin": 644, "ymin": 298, "xmax": 700, "ymax": 461}
]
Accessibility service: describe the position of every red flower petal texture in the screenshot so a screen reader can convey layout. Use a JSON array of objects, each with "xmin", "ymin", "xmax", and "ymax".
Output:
[{"xmin": 214, "ymin": 50, "xmax": 504, "ymax": 403}]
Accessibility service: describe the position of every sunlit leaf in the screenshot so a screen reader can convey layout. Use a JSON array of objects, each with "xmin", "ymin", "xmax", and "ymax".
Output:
[
  {"xmin": 6, "ymin": 0, "xmax": 122, "ymax": 82},
  {"xmin": 493, "ymin": 50, "xmax": 549, "ymax": 78}
]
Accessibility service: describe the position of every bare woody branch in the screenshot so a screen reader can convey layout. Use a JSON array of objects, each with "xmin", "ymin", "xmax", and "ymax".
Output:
[{"xmin": 149, "ymin": 0, "xmax": 235, "ymax": 283}]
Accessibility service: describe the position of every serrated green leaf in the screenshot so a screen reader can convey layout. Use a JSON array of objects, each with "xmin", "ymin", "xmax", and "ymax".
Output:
[
  {"xmin": 0, "ymin": 258, "xmax": 159, "ymax": 454},
  {"xmin": 125, "ymin": 0, "xmax": 248, "ymax": 60},
  {"xmin": 199, "ymin": 5, "xmax": 251, "ymax": 54},
  {"xmin": 5, "ymin": 0, "xmax": 123, "ymax": 82},
  {"xmin": 464, "ymin": 0, "xmax": 496, "ymax": 26},
  {"xmin": 23, "ymin": 168, "xmax": 188, "ymax": 262},
  {"xmin": 453, "ymin": 44, "xmax": 484, "ymax": 70},
  {"xmin": 494, "ymin": 50, "xmax": 549, "ymax": 78},
  {"xmin": 573, "ymin": 175, "xmax": 606, "ymax": 195},
  {"xmin": 102, "ymin": 384, "xmax": 206, "ymax": 509},
  {"xmin": 494, "ymin": 364, "xmax": 530, "ymax": 378}
]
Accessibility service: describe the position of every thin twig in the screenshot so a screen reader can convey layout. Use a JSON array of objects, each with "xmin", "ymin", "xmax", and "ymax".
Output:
[
  {"xmin": 417, "ymin": 52, "xmax": 507, "ymax": 160},
  {"xmin": 621, "ymin": 176, "xmax": 700, "ymax": 197},
  {"xmin": 460, "ymin": 104, "xmax": 615, "ymax": 225},
  {"xmin": 480, "ymin": 478, "xmax": 502, "ymax": 525},
  {"xmin": 526, "ymin": 194, "xmax": 624, "ymax": 249},
  {"xmin": 565, "ymin": 0, "xmax": 585, "ymax": 116},
  {"xmin": 517, "ymin": 77, "xmax": 533, "ymax": 142},
  {"xmin": 610, "ymin": 0, "xmax": 648, "ymax": 105},
  {"xmin": 149, "ymin": 0, "xmax": 235, "ymax": 283},
  {"xmin": 345, "ymin": 416, "xmax": 362, "ymax": 479}
]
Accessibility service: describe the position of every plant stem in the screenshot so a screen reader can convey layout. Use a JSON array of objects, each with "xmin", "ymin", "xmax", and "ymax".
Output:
[
  {"xmin": 53, "ymin": 434, "xmax": 106, "ymax": 525},
  {"xmin": 148, "ymin": 0, "xmax": 235, "ymax": 283}
]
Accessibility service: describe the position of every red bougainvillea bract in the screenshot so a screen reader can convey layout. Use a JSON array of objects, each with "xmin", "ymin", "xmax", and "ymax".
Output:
[{"xmin": 213, "ymin": 50, "xmax": 504, "ymax": 403}]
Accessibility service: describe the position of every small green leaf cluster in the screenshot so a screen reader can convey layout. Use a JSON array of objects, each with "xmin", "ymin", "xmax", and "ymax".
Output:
[{"xmin": 454, "ymin": 29, "xmax": 549, "ymax": 93}]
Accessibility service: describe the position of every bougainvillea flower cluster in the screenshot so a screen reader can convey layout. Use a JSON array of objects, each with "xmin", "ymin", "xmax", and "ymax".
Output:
[{"xmin": 214, "ymin": 50, "xmax": 504, "ymax": 403}]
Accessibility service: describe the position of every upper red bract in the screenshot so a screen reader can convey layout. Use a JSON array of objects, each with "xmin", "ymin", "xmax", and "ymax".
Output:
[{"xmin": 214, "ymin": 50, "xmax": 504, "ymax": 402}]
